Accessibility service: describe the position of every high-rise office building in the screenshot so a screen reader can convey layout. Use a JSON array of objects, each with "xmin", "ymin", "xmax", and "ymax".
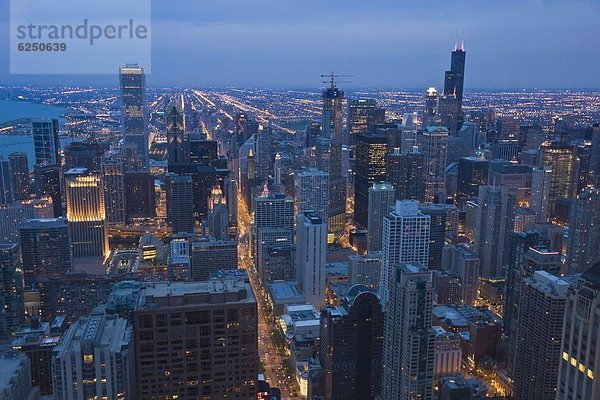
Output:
[
  {"xmin": 295, "ymin": 168, "xmax": 329, "ymax": 223},
  {"xmin": 63, "ymin": 141, "xmax": 105, "ymax": 173},
  {"xmin": 166, "ymin": 173, "xmax": 194, "ymax": 234},
  {"xmin": 513, "ymin": 271, "xmax": 570, "ymax": 400},
  {"xmin": 0, "ymin": 197, "xmax": 53, "ymax": 243},
  {"xmin": 296, "ymin": 211, "xmax": 327, "ymax": 309},
  {"xmin": 442, "ymin": 243, "xmax": 480, "ymax": 305},
  {"xmin": 124, "ymin": 171, "xmax": 156, "ymax": 220},
  {"xmin": 0, "ymin": 244, "xmax": 24, "ymax": 339},
  {"xmin": 419, "ymin": 126, "xmax": 449, "ymax": 201},
  {"xmin": 257, "ymin": 228, "xmax": 293, "ymax": 283},
  {"xmin": 133, "ymin": 279, "xmax": 258, "ymax": 399},
  {"xmin": 438, "ymin": 94, "xmax": 461, "ymax": 136},
  {"xmin": 456, "ymin": 157, "xmax": 489, "ymax": 201},
  {"xmin": 475, "ymin": 185, "xmax": 512, "ymax": 278},
  {"xmin": 19, "ymin": 217, "xmax": 71, "ymax": 285},
  {"xmin": 190, "ymin": 237, "xmax": 238, "ymax": 281},
  {"xmin": 8, "ymin": 152, "xmax": 29, "ymax": 200},
  {"xmin": 32, "ymin": 118, "xmax": 60, "ymax": 166},
  {"xmin": 102, "ymin": 159, "xmax": 126, "ymax": 224},
  {"xmin": 320, "ymin": 79, "xmax": 346, "ymax": 234},
  {"xmin": 386, "ymin": 148, "xmax": 425, "ymax": 201},
  {"xmin": 354, "ymin": 133, "xmax": 388, "ymax": 228},
  {"xmin": 530, "ymin": 165, "xmax": 552, "ymax": 223},
  {"xmin": 64, "ymin": 168, "xmax": 108, "ymax": 259},
  {"xmin": 444, "ymin": 45, "xmax": 466, "ymax": 104},
  {"xmin": 120, "ymin": 64, "xmax": 149, "ymax": 169},
  {"xmin": 0, "ymin": 157, "xmax": 13, "ymax": 205},
  {"xmin": 166, "ymin": 99, "xmax": 190, "ymax": 165},
  {"xmin": 566, "ymin": 189, "xmax": 600, "ymax": 274},
  {"xmin": 254, "ymin": 192, "xmax": 295, "ymax": 231},
  {"xmin": 367, "ymin": 182, "xmax": 395, "ymax": 252},
  {"xmin": 538, "ymin": 140, "xmax": 580, "ymax": 218},
  {"xmin": 423, "ymin": 87, "xmax": 440, "ymax": 126},
  {"xmin": 207, "ymin": 185, "xmax": 229, "ymax": 240},
  {"xmin": 347, "ymin": 98, "xmax": 385, "ymax": 147},
  {"xmin": 348, "ymin": 253, "xmax": 383, "ymax": 288},
  {"xmin": 382, "ymin": 264, "xmax": 435, "ymax": 400},
  {"xmin": 419, "ymin": 203, "xmax": 455, "ymax": 269},
  {"xmin": 305, "ymin": 121, "xmax": 322, "ymax": 148},
  {"xmin": 556, "ymin": 262, "xmax": 600, "ymax": 400},
  {"xmin": 52, "ymin": 311, "xmax": 134, "ymax": 400},
  {"xmin": 380, "ymin": 201, "xmax": 431, "ymax": 306},
  {"xmin": 274, "ymin": 152, "xmax": 282, "ymax": 186},
  {"xmin": 320, "ymin": 287, "xmax": 384, "ymax": 400},
  {"xmin": 255, "ymin": 124, "xmax": 272, "ymax": 179},
  {"xmin": 34, "ymin": 163, "xmax": 63, "ymax": 217}
]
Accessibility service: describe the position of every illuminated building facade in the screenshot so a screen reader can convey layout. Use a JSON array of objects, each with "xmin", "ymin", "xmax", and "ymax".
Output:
[
  {"xmin": 346, "ymin": 98, "xmax": 385, "ymax": 147},
  {"xmin": 65, "ymin": 168, "xmax": 108, "ymax": 259},
  {"xmin": 102, "ymin": 159, "xmax": 126, "ymax": 224},
  {"xmin": 295, "ymin": 167, "xmax": 329, "ymax": 223},
  {"xmin": 0, "ymin": 243, "xmax": 24, "ymax": 339},
  {"xmin": 8, "ymin": 152, "xmax": 29, "ymax": 200},
  {"xmin": 367, "ymin": 182, "xmax": 395, "ymax": 253}
]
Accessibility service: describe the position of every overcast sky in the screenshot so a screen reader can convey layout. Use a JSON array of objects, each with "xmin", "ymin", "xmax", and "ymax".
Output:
[{"xmin": 1, "ymin": 0, "xmax": 599, "ymax": 89}]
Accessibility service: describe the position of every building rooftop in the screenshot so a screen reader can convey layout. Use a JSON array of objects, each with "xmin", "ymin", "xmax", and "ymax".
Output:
[{"xmin": 268, "ymin": 280, "xmax": 305, "ymax": 303}]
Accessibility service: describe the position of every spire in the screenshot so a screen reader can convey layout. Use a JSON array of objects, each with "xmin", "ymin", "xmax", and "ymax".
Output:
[{"xmin": 461, "ymin": 38, "xmax": 465, "ymax": 51}]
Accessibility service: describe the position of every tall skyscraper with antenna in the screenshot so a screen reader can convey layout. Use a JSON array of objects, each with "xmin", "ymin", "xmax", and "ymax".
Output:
[{"xmin": 441, "ymin": 43, "xmax": 466, "ymax": 134}]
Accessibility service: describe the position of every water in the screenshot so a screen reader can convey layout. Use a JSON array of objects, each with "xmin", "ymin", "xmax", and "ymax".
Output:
[{"xmin": 0, "ymin": 99, "xmax": 69, "ymax": 124}]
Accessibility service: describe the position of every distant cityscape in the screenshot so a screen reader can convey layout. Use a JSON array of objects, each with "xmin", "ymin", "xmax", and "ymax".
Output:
[{"xmin": 0, "ymin": 43, "xmax": 599, "ymax": 400}]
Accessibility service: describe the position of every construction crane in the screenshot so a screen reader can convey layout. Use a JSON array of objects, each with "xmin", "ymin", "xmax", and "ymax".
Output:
[{"xmin": 320, "ymin": 72, "xmax": 354, "ymax": 88}]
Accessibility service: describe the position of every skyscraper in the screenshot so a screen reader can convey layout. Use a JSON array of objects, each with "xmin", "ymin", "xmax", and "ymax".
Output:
[
  {"xmin": 456, "ymin": 157, "xmax": 489, "ymax": 201},
  {"xmin": 32, "ymin": 118, "xmax": 60, "ymax": 166},
  {"xmin": 354, "ymin": 133, "xmax": 388, "ymax": 228},
  {"xmin": 190, "ymin": 236, "xmax": 238, "ymax": 280},
  {"xmin": 8, "ymin": 152, "xmax": 29, "ymax": 200},
  {"xmin": 63, "ymin": 141, "xmax": 105, "ymax": 173},
  {"xmin": 530, "ymin": 165, "xmax": 552, "ymax": 223},
  {"xmin": 0, "ymin": 157, "xmax": 13, "ymax": 205},
  {"xmin": 295, "ymin": 167, "xmax": 329, "ymax": 223},
  {"xmin": 367, "ymin": 182, "xmax": 395, "ymax": 252},
  {"xmin": 19, "ymin": 217, "xmax": 71, "ymax": 285},
  {"xmin": 64, "ymin": 168, "xmax": 108, "ymax": 259},
  {"xmin": 133, "ymin": 279, "xmax": 258, "ymax": 399},
  {"xmin": 513, "ymin": 271, "xmax": 569, "ymax": 400},
  {"xmin": 538, "ymin": 140, "xmax": 580, "ymax": 218},
  {"xmin": 320, "ymin": 77, "xmax": 346, "ymax": 234},
  {"xmin": 254, "ymin": 192, "xmax": 295, "ymax": 231},
  {"xmin": 566, "ymin": 189, "xmax": 600, "ymax": 274},
  {"xmin": 166, "ymin": 99, "xmax": 190, "ymax": 165},
  {"xmin": 0, "ymin": 243, "xmax": 24, "ymax": 339},
  {"xmin": 380, "ymin": 201, "xmax": 431, "ymax": 305},
  {"xmin": 102, "ymin": 159, "xmax": 126, "ymax": 224},
  {"xmin": 320, "ymin": 287, "xmax": 384, "ymax": 400},
  {"xmin": 120, "ymin": 64, "xmax": 149, "ymax": 169},
  {"xmin": 443, "ymin": 44, "xmax": 466, "ymax": 132},
  {"xmin": 420, "ymin": 203, "xmax": 455, "ymax": 269},
  {"xmin": 441, "ymin": 243, "xmax": 480, "ymax": 305},
  {"xmin": 52, "ymin": 311, "xmax": 134, "ymax": 400},
  {"xmin": 165, "ymin": 173, "xmax": 194, "ymax": 234},
  {"xmin": 556, "ymin": 262, "xmax": 600, "ymax": 400},
  {"xmin": 419, "ymin": 126, "xmax": 449, "ymax": 201},
  {"xmin": 346, "ymin": 98, "xmax": 385, "ymax": 147},
  {"xmin": 423, "ymin": 87, "xmax": 439, "ymax": 127},
  {"xmin": 124, "ymin": 171, "xmax": 156, "ymax": 220},
  {"xmin": 34, "ymin": 163, "xmax": 62, "ymax": 217},
  {"xmin": 296, "ymin": 211, "xmax": 327, "ymax": 308},
  {"xmin": 255, "ymin": 124, "xmax": 272, "ymax": 179},
  {"xmin": 386, "ymin": 148, "xmax": 425, "ymax": 202},
  {"xmin": 475, "ymin": 185, "xmax": 512, "ymax": 278},
  {"xmin": 207, "ymin": 185, "xmax": 229, "ymax": 240},
  {"xmin": 382, "ymin": 264, "xmax": 435, "ymax": 400}
]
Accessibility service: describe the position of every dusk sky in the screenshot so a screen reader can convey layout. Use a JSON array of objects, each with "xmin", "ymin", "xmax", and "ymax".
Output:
[{"xmin": 1, "ymin": 0, "xmax": 599, "ymax": 89}]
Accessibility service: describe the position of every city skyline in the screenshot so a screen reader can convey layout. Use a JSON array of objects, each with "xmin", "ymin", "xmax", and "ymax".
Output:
[{"xmin": 1, "ymin": 1, "xmax": 600, "ymax": 88}]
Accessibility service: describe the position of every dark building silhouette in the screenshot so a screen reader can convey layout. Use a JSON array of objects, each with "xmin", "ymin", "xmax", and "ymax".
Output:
[
  {"xmin": 63, "ymin": 141, "xmax": 105, "ymax": 173},
  {"xmin": 166, "ymin": 173, "xmax": 194, "ymax": 234},
  {"xmin": 124, "ymin": 171, "xmax": 156, "ymax": 220},
  {"xmin": 8, "ymin": 152, "xmax": 30, "ymax": 200},
  {"xmin": 34, "ymin": 164, "xmax": 62, "ymax": 217},
  {"xmin": 354, "ymin": 133, "xmax": 388, "ymax": 228},
  {"xmin": 386, "ymin": 148, "xmax": 425, "ymax": 201},
  {"xmin": 320, "ymin": 286, "xmax": 384, "ymax": 400}
]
